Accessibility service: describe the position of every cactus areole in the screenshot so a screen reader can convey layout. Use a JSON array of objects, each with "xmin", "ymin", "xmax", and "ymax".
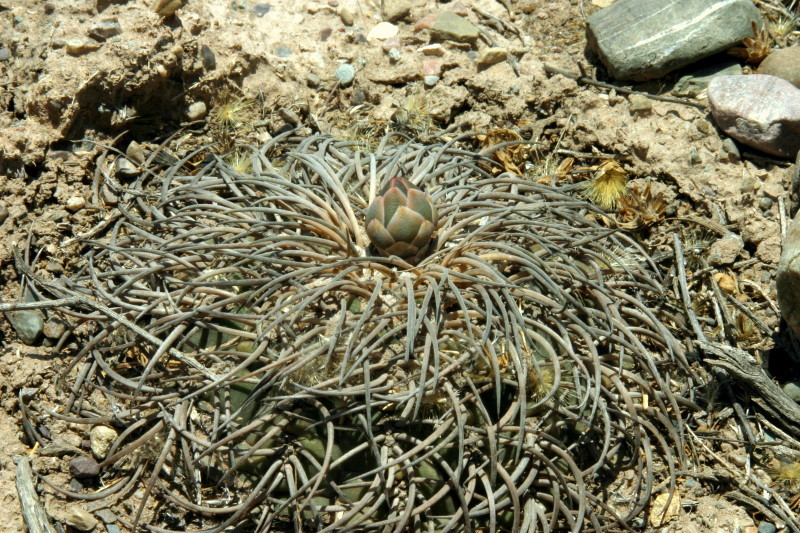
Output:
[{"xmin": 365, "ymin": 176, "xmax": 438, "ymax": 264}]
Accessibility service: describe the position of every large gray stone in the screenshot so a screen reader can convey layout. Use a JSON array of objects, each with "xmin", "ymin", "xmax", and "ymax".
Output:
[
  {"xmin": 708, "ymin": 74, "xmax": 800, "ymax": 158},
  {"xmin": 587, "ymin": 0, "xmax": 760, "ymax": 81},
  {"xmin": 777, "ymin": 211, "xmax": 800, "ymax": 337}
]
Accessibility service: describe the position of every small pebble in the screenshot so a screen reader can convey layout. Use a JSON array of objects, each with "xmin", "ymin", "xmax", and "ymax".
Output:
[
  {"xmin": 388, "ymin": 48, "xmax": 401, "ymax": 61},
  {"xmin": 274, "ymin": 45, "xmax": 292, "ymax": 58},
  {"xmin": 0, "ymin": 204, "xmax": 8, "ymax": 223},
  {"xmin": 784, "ymin": 381, "xmax": 800, "ymax": 402},
  {"xmin": 476, "ymin": 47, "xmax": 507, "ymax": 67},
  {"xmin": 628, "ymin": 94, "xmax": 652, "ymax": 114},
  {"xmin": 101, "ymin": 184, "xmax": 119, "ymax": 205},
  {"xmin": 423, "ymin": 75, "xmax": 440, "ymax": 86},
  {"xmin": 44, "ymin": 2, "xmax": 55, "ymax": 13},
  {"xmin": 421, "ymin": 59, "xmax": 441, "ymax": 77},
  {"xmin": 200, "ymin": 44, "xmax": 216, "ymax": 70},
  {"xmin": 69, "ymin": 455, "xmax": 101, "ymax": 479},
  {"xmin": 10, "ymin": 310, "xmax": 44, "ymax": 345},
  {"xmin": 334, "ymin": 63, "xmax": 355, "ymax": 86},
  {"xmin": 0, "ymin": 48, "xmax": 11, "ymax": 61},
  {"xmin": 306, "ymin": 72, "xmax": 321, "ymax": 88},
  {"xmin": 759, "ymin": 197, "xmax": 773, "ymax": 212},
  {"xmin": 382, "ymin": 0, "xmax": 411, "ymax": 22},
  {"xmin": 418, "ymin": 44, "xmax": 445, "ymax": 56},
  {"xmin": 66, "ymin": 506, "xmax": 99, "ymax": 532},
  {"xmin": 116, "ymin": 157, "xmax": 138, "ymax": 178},
  {"xmin": 185, "ymin": 101, "xmax": 207, "ymax": 121},
  {"xmin": 252, "ymin": 3, "xmax": 271, "ymax": 17},
  {"xmin": 382, "ymin": 35, "xmax": 401, "ymax": 52},
  {"xmin": 758, "ymin": 522, "xmax": 777, "ymax": 533},
  {"xmin": 43, "ymin": 318, "xmax": 66, "ymax": 340},
  {"xmin": 352, "ymin": 88, "xmax": 367, "ymax": 105},
  {"xmin": 95, "ymin": 509, "xmax": 118, "ymax": 524},
  {"xmin": 66, "ymin": 39, "xmax": 100, "ymax": 56},
  {"xmin": 339, "ymin": 7, "xmax": 354, "ymax": 25},
  {"xmin": 88, "ymin": 18, "xmax": 122, "ymax": 42},
  {"xmin": 152, "ymin": 0, "xmax": 182, "ymax": 16},
  {"xmin": 721, "ymin": 138, "xmax": 740, "ymax": 162},
  {"xmin": 67, "ymin": 196, "xmax": 86, "ymax": 212},
  {"xmin": 368, "ymin": 21, "xmax": 398, "ymax": 41},
  {"xmin": 90, "ymin": 425, "xmax": 118, "ymax": 460}
]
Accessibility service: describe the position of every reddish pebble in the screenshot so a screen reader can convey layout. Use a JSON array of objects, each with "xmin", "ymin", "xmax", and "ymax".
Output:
[
  {"xmin": 414, "ymin": 13, "xmax": 438, "ymax": 32},
  {"xmin": 382, "ymin": 35, "xmax": 401, "ymax": 52},
  {"xmin": 421, "ymin": 59, "xmax": 442, "ymax": 76}
]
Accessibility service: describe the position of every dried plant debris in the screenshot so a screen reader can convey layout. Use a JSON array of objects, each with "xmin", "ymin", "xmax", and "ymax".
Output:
[
  {"xmin": 728, "ymin": 21, "xmax": 774, "ymax": 64},
  {"xmin": 21, "ymin": 133, "xmax": 706, "ymax": 532}
]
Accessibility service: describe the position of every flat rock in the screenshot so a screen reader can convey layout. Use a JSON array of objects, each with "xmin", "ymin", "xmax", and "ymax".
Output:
[
  {"xmin": 10, "ymin": 310, "xmax": 44, "ymax": 345},
  {"xmin": 587, "ymin": 0, "xmax": 760, "ymax": 81},
  {"xmin": 69, "ymin": 455, "xmax": 100, "ymax": 479},
  {"xmin": 87, "ymin": 18, "xmax": 122, "ymax": 42},
  {"xmin": 429, "ymin": 12, "xmax": 479, "ymax": 44},
  {"xmin": 382, "ymin": 0, "xmax": 411, "ymax": 22},
  {"xmin": 672, "ymin": 60, "xmax": 742, "ymax": 96},
  {"xmin": 708, "ymin": 74, "xmax": 800, "ymax": 158},
  {"xmin": 759, "ymin": 46, "xmax": 800, "ymax": 88},
  {"xmin": 368, "ymin": 22, "xmax": 398, "ymax": 41},
  {"xmin": 477, "ymin": 47, "xmax": 507, "ymax": 68}
]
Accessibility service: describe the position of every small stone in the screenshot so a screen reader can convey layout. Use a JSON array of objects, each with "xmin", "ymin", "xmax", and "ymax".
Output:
[
  {"xmin": 95, "ymin": 509, "xmax": 118, "ymax": 524},
  {"xmin": 200, "ymin": 44, "xmax": 216, "ymax": 70},
  {"xmin": 418, "ymin": 44, "xmax": 445, "ymax": 56},
  {"xmin": 672, "ymin": 60, "xmax": 743, "ymax": 96},
  {"xmin": 758, "ymin": 522, "xmax": 778, "ymax": 533},
  {"xmin": 368, "ymin": 22, "xmax": 398, "ymax": 41},
  {"xmin": 306, "ymin": 72, "xmax": 321, "ymax": 88},
  {"xmin": 421, "ymin": 59, "xmax": 442, "ymax": 77},
  {"xmin": 708, "ymin": 74, "xmax": 800, "ymax": 158},
  {"xmin": 69, "ymin": 455, "xmax": 100, "ymax": 479},
  {"xmin": 152, "ymin": 0, "xmax": 182, "ymax": 16},
  {"xmin": 67, "ymin": 196, "xmax": 86, "ymax": 212},
  {"xmin": 388, "ymin": 48, "xmax": 401, "ymax": 61},
  {"xmin": 252, "ymin": 3, "xmax": 271, "ymax": 17},
  {"xmin": 339, "ymin": 7, "xmax": 354, "ymax": 25},
  {"xmin": 721, "ymin": 138, "xmax": 740, "ymax": 162},
  {"xmin": 628, "ymin": 93, "xmax": 652, "ymax": 114},
  {"xmin": 116, "ymin": 157, "xmax": 138, "ymax": 178},
  {"xmin": 0, "ymin": 204, "xmax": 8, "ymax": 223},
  {"xmin": 0, "ymin": 48, "xmax": 11, "ymax": 61},
  {"xmin": 708, "ymin": 234, "xmax": 744, "ymax": 265},
  {"xmin": 43, "ymin": 318, "xmax": 66, "ymax": 340},
  {"xmin": 334, "ymin": 63, "xmax": 355, "ymax": 86},
  {"xmin": 10, "ymin": 310, "xmax": 44, "ymax": 345},
  {"xmin": 382, "ymin": 0, "xmax": 411, "ymax": 22},
  {"xmin": 689, "ymin": 147, "xmax": 702, "ymax": 164},
  {"xmin": 430, "ymin": 12, "xmax": 479, "ymax": 43},
  {"xmin": 101, "ymin": 184, "xmax": 119, "ymax": 205},
  {"xmin": 90, "ymin": 425, "xmax": 118, "ymax": 460},
  {"xmin": 423, "ymin": 75, "xmax": 440, "ymax": 86},
  {"xmin": 66, "ymin": 39, "xmax": 101, "ymax": 56},
  {"xmin": 87, "ymin": 18, "xmax": 122, "ymax": 42},
  {"xmin": 382, "ymin": 36, "xmax": 401, "ymax": 52},
  {"xmin": 185, "ymin": 101, "xmax": 207, "ymax": 121},
  {"xmin": 784, "ymin": 381, "xmax": 800, "ymax": 402},
  {"xmin": 41, "ymin": 441, "xmax": 81, "ymax": 457},
  {"xmin": 477, "ymin": 47, "xmax": 506, "ymax": 67},
  {"xmin": 274, "ymin": 45, "xmax": 292, "ymax": 58},
  {"xmin": 759, "ymin": 47, "xmax": 800, "ymax": 89},
  {"xmin": 44, "ymin": 2, "xmax": 55, "ymax": 13},
  {"xmin": 66, "ymin": 506, "xmax": 98, "ymax": 531},
  {"xmin": 414, "ymin": 13, "xmax": 438, "ymax": 32},
  {"xmin": 587, "ymin": 0, "xmax": 761, "ymax": 81},
  {"xmin": 126, "ymin": 141, "xmax": 145, "ymax": 165}
]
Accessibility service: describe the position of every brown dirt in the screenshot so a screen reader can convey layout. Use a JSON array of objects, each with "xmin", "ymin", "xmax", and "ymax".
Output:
[{"xmin": 1, "ymin": 0, "xmax": 798, "ymax": 531}]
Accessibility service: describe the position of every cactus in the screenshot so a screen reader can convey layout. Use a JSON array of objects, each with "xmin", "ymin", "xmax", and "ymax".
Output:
[
  {"xmin": 365, "ymin": 176, "xmax": 438, "ymax": 263},
  {"xmin": 26, "ymin": 134, "xmax": 694, "ymax": 532}
]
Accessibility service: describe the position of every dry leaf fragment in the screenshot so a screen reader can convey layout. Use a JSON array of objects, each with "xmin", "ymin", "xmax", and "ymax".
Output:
[{"xmin": 649, "ymin": 492, "xmax": 681, "ymax": 527}]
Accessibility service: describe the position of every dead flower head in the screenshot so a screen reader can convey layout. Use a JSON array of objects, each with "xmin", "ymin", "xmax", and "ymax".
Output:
[
  {"xmin": 616, "ymin": 183, "xmax": 667, "ymax": 228},
  {"xmin": 584, "ymin": 160, "xmax": 628, "ymax": 210}
]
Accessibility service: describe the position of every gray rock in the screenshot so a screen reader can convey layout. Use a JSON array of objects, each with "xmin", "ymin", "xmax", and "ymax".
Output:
[
  {"xmin": 689, "ymin": 147, "xmax": 702, "ymax": 164},
  {"xmin": 69, "ymin": 455, "xmax": 100, "ymax": 479},
  {"xmin": 587, "ymin": 0, "xmax": 761, "ymax": 81},
  {"xmin": 708, "ymin": 233, "xmax": 744, "ymax": 265},
  {"xmin": 777, "ymin": 211, "xmax": 800, "ymax": 336},
  {"xmin": 334, "ymin": 63, "xmax": 355, "ymax": 86},
  {"xmin": 721, "ymin": 138, "xmax": 740, "ymax": 162},
  {"xmin": 43, "ymin": 317, "xmax": 66, "ymax": 340},
  {"xmin": 672, "ymin": 60, "xmax": 743, "ymax": 96},
  {"xmin": 784, "ymin": 381, "xmax": 800, "ymax": 402},
  {"xmin": 0, "ymin": 48, "xmax": 11, "ymax": 61},
  {"xmin": 708, "ymin": 74, "xmax": 800, "ymax": 158},
  {"xmin": 306, "ymin": 72, "xmax": 321, "ymax": 88},
  {"xmin": 40, "ymin": 442, "xmax": 82, "ymax": 457},
  {"xmin": 252, "ymin": 3, "xmax": 271, "ymax": 17},
  {"xmin": 423, "ymin": 75, "xmax": 440, "ymax": 86},
  {"xmin": 87, "ymin": 18, "xmax": 122, "ymax": 42},
  {"xmin": 429, "ymin": 12, "xmax": 479, "ymax": 44},
  {"xmin": 10, "ymin": 310, "xmax": 44, "ymax": 345},
  {"xmin": 274, "ymin": 45, "xmax": 292, "ymax": 58},
  {"xmin": 185, "ymin": 101, "xmax": 207, "ymax": 121},
  {"xmin": 200, "ymin": 44, "xmax": 216, "ymax": 70},
  {"xmin": 758, "ymin": 522, "xmax": 777, "ymax": 533},
  {"xmin": 94, "ymin": 509, "xmax": 117, "ymax": 524},
  {"xmin": 759, "ymin": 47, "xmax": 800, "ymax": 88}
]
